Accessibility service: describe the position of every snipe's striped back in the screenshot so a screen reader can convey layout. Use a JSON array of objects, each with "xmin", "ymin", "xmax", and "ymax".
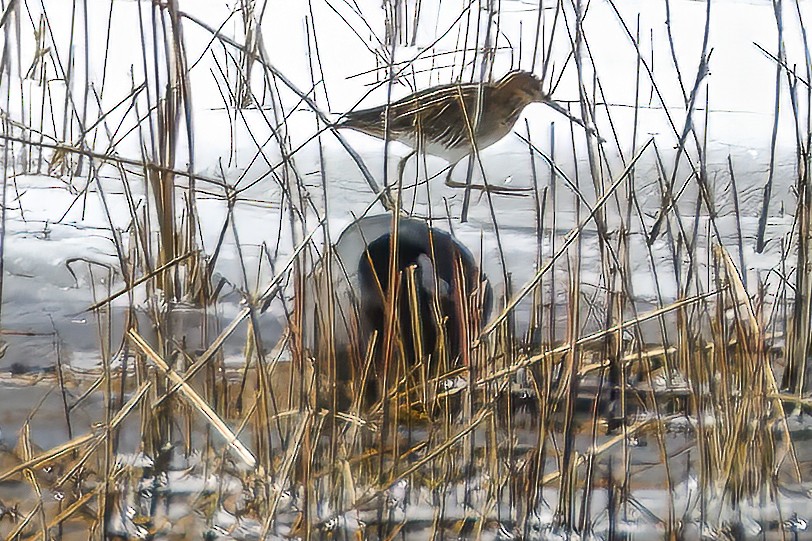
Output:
[{"xmin": 339, "ymin": 70, "xmax": 548, "ymax": 164}]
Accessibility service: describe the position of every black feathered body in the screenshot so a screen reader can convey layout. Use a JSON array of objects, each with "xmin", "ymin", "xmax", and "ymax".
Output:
[{"xmin": 304, "ymin": 215, "xmax": 492, "ymax": 409}]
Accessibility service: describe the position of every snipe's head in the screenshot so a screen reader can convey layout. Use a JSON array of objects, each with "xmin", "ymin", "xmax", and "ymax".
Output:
[{"xmin": 497, "ymin": 70, "xmax": 547, "ymax": 104}]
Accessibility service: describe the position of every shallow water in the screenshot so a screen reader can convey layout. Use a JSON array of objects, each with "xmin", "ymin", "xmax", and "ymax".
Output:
[{"xmin": 1, "ymin": 367, "xmax": 810, "ymax": 541}]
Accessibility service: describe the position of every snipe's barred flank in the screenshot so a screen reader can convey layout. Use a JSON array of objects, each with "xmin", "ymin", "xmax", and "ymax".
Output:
[{"xmin": 338, "ymin": 70, "xmax": 594, "ymax": 191}]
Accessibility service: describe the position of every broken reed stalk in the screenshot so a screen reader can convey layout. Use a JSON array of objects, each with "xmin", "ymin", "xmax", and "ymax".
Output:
[{"xmin": 128, "ymin": 329, "xmax": 256, "ymax": 468}]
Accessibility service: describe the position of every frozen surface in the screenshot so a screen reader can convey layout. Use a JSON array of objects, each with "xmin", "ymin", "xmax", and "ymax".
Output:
[{"xmin": 0, "ymin": 0, "xmax": 804, "ymax": 367}]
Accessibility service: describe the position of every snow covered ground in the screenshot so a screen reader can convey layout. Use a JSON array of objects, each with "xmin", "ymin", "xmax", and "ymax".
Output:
[{"xmin": 0, "ymin": 0, "xmax": 805, "ymax": 369}]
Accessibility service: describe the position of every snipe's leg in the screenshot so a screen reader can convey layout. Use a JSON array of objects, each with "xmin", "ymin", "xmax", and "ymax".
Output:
[
  {"xmin": 444, "ymin": 158, "xmax": 532, "ymax": 195},
  {"xmin": 396, "ymin": 150, "xmax": 417, "ymax": 188},
  {"xmin": 442, "ymin": 159, "xmax": 461, "ymax": 190}
]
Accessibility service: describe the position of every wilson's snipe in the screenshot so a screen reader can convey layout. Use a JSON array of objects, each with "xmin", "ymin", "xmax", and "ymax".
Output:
[{"xmin": 338, "ymin": 70, "xmax": 589, "ymax": 192}]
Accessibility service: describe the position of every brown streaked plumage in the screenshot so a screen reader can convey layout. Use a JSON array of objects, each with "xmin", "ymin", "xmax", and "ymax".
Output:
[{"xmin": 338, "ymin": 71, "xmax": 566, "ymax": 191}]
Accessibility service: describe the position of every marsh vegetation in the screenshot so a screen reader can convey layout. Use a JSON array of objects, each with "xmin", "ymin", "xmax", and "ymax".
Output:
[{"xmin": 0, "ymin": 0, "xmax": 809, "ymax": 539}]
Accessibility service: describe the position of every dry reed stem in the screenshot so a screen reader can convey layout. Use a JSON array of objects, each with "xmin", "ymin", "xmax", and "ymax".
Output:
[
  {"xmin": 127, "ymin": 329, "xmax": 256, "ymax": 467},
  {"xmin": 85, "ymin": 251, "xmax": 195, "ymax": 312},
  {"xmin": 0, "ymin": 433, "xmax": 97, "ymax": 484},
  {"xmin": 541, "ymin": 415, "xmax": 673, "ymax": 485},
  {"xmin": 28, "ymin": 481, "xmax": 108, "ymax": 541},
  {"xmin": 481, "ymin": 137, "xmax": 654, "ymax": 337},
  {"xmin": 258, "ymin": 411, "xmax": 311, "ymax": 539},
  {"xmin": 152, "ymin": 307, "xmax": 250, "ymax": 409},
  {"xmin": 0, "ymin": 132, "xmax": 227, "ymax": 189},
  {"xmin": 715, "ymin": 245, "xmax": 801, "ymax": 483},
  {"xmin": 478, "ymin": 289, "xmax": 721, "ymax": 387}
]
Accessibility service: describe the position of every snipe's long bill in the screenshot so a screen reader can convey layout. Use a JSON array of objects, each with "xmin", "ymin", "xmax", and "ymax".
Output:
[{"xmin": 338, "ymin": 70, "xmax": 595, "ymax": 193}]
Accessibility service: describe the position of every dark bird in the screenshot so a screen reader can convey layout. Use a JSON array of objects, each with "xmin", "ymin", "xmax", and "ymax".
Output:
[
  {"xmin": 304, "ymin": 214, "xmax": 491, "ymax": 410},
  {"xmin": 338, "ymin": 70, "xmax": 593, "ymax": 191}
]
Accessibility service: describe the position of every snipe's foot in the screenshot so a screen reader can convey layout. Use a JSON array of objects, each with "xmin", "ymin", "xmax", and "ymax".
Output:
[{"xmin": 445, "ymin": 179, "xmax": 533, "ymax": 196}]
